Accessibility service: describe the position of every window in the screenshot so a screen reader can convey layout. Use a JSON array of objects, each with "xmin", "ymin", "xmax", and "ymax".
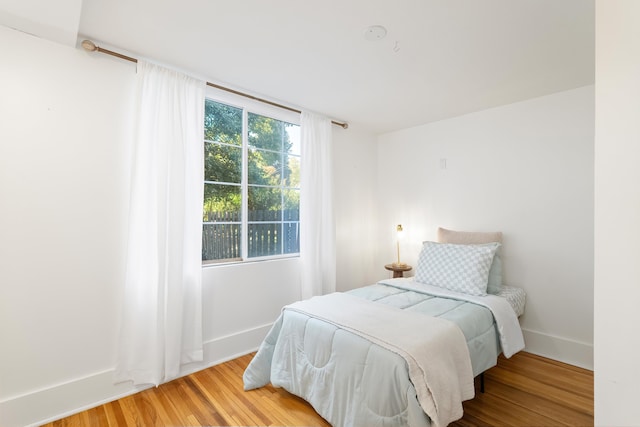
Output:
[{"xmin": 203, "ymin": 98, "xmax": 300, "ymax": 263}]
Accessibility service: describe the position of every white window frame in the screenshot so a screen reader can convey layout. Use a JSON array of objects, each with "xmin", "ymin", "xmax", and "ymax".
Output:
[{"xmin": 203, "ymin": 86, "xmax": 301, "ymax": 266}]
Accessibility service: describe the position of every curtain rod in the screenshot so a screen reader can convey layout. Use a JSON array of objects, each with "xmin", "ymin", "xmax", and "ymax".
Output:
[{"xmin": 80, "ymin": 40, "xmax": 349, "ymax": 129}]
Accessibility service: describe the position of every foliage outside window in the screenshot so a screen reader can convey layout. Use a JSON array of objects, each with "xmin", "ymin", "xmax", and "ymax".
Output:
[{"xmin": 203, "ymin": 99, "xmax": 300, "ymax": 263}]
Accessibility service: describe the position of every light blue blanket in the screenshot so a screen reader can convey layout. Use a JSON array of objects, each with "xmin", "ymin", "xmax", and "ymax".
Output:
[{"xmin": 243, "ymin": 280, "xmax": 524, "ymax": 427}]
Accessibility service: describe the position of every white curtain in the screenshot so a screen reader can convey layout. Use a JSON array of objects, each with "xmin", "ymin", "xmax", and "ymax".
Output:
[
  {"xmin": 115, "ymin": 61, "xmax": 205, "ymax": 386},
  {"xmin": 300, "ymin": 111, "xmax": 336, "ymax": 299}
]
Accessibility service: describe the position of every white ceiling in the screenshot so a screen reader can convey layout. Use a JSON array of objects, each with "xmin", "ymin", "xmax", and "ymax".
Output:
[{"xmin": 16, "ymin": 0, "xmax": 596, "ymax": 134}]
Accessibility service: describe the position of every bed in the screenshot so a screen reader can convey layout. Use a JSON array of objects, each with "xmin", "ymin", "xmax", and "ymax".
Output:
[{"xmin": 243, "ymin": 228, "xmax": 526, "ymax": 427}]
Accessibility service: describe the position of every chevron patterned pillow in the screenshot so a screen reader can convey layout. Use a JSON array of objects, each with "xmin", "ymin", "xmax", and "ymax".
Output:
[{"xmin": 414, "ymin": 241, "xmax": 500, "ymax": 296}]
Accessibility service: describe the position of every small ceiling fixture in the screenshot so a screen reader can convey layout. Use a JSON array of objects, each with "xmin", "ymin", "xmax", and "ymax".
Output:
[{"xmin": 364, "ymin": 25, "xmax": 387, "ymax": 41}]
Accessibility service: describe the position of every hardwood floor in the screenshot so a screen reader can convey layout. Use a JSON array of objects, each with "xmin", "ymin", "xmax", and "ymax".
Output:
[
  {"xmin": 43, "ymin": 351, "xmax": 593, "ymax": 427},
  {"xmin": 453, "ymin": 352, "xmax": 593, "ymax": 426}
]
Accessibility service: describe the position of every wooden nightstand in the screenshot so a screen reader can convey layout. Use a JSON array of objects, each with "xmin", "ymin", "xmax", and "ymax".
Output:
[{"xmin": 384, "ymin": 264, "xmax": 412, "ymax": 278}]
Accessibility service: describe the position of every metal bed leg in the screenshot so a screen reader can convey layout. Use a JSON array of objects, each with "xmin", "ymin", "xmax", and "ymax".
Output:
[{"xmin": 480, "ymin": 372, "xmax": 485, "ymax": 393}]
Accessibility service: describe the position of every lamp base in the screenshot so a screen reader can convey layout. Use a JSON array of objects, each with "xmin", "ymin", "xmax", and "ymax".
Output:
[{"xmin": 392, "ymin": 262, "xmax": 407, "ymax": 268}]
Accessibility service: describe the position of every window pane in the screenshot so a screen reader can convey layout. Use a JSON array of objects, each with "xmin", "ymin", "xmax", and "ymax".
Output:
[
  {"xmin": 286, "ymin": 123, "xmax": 300, "ymax": 155},
  {"xmin": 283, "ymin": 189, "xmax": 299, "ymax": 220},
  {"xmin": 248, "ymin": 187, "xmax": 282, "ymax": 221},
  {"xmin": 248, "ymin": 113, "xmax": 285, "ymax": 151},
  {"xmin": 283, "ymin": 154, "xmax": 300, "ymax": 188},
  {"xmin": 203, "ymin": 223, "xmax": 241, "ymax": 261},
  {"xmin": 204, "ymin": 183, "xmax": 241, "ymax": 222},
  {"xmin": 283, "ymin": 222, "xmax": 300, "ymax": 254},
  {"xmin": 205, "ymin": 143, "xmax": 242, "ymax": 183},
  {"xmin": 248, "ymin": 223, "xmax": 281, "ymax": 257},
  {"xmin": 248, "ymin": 147, "xmax": 282, "ymax": 185},
  {"xmin": 204, "ymin": 100, "xmax": 242, "ymax": 146}
]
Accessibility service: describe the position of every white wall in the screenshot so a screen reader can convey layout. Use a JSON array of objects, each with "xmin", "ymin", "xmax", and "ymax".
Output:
[
  {"xmin": 594, "ymin": 2, "xmax": 640, "ymax": 425},
  {"xmin": 0, "ymin": 26, "xmax": 379, "ymax": 427},
  {"xmin": 0, "ymin": 24, "xmax": 135, "ymax": 427},
  {"xmin": 333, "ymin": 123, "xmax": 380, "ymax": 291},
  {"xmin": 376, "ymin": 86, "xmax": 595, "ymax": 369}
]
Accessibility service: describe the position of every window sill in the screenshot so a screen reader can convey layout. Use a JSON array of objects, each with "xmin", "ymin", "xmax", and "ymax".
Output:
[{"xmin": 202, "ymin": 254, "xmax": 300, "ymax": 269}]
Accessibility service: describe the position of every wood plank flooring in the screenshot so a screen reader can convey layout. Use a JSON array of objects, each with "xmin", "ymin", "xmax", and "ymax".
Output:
[
  {"xmin": 43, "ymin": 351, "xmax": 592, "ymax": 426},
  {"xmin": 453, "ymin": 352, "xmax": 593, "ymax": 426}
]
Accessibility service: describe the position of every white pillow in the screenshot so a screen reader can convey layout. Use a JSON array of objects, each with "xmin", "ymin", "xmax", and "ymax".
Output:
[{"xmin": 414, "ymin": 241, "xmax": 500, "ymax": 296}]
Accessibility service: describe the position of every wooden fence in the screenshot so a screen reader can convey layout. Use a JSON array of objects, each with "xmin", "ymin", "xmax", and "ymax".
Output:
[{"xmin": 203, "ymin": 210, "xmax": 300, "ymax": 261}]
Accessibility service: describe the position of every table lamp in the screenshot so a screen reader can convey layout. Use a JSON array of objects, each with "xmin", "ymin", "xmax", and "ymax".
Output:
[{"xmin": 392, "ymin": 224, "xmax": 407, "ymax": 267}]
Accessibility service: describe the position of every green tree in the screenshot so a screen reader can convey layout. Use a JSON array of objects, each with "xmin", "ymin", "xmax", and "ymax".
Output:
[
  {"xmin": 203, "ymin": 100, "xmax": 242, "ymax": 220},
  {"xmin": 247, "ymin": 113, "xmax": 294, "ymax": 215},
  {"xmin": 203, "ymin": 100, "xmax": 298, "ymax": 221}
]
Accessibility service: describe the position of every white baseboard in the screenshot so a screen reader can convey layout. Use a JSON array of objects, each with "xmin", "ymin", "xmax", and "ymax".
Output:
[
  {"xmin": 521, "ymin": 328, "xmax": 593, "ymax": 370},
  {"xmin": 0, "ymin": 323, "xmax": 273, "ymax": 427}
]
